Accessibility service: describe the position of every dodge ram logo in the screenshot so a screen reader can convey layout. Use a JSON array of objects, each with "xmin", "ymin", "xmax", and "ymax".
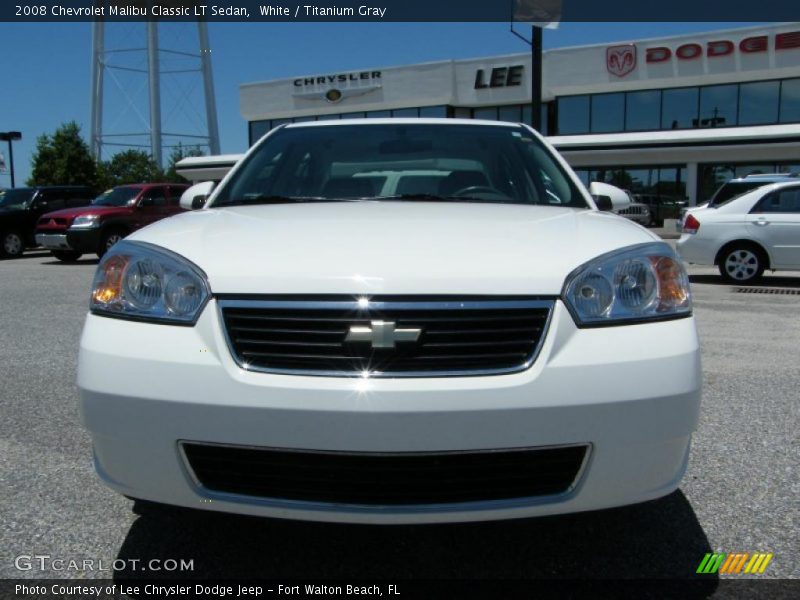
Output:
[
  {"xmin": 607, "ymin": 44, "xmax": 637, "ymax": 77},
  {"xmin": 345, "ymin": 321, "xmax": 421, "ymax": 349}
]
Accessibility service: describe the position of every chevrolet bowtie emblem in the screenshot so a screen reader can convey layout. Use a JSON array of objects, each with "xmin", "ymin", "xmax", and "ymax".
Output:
[{"xmin": 345, "ymin": 321, "xmax": 421, "ymax": 349}]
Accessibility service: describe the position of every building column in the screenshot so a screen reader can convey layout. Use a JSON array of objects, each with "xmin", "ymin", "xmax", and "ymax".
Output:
[{"xmin": 685, "ymin": 162, "xmax": 699, "ymax": 206}]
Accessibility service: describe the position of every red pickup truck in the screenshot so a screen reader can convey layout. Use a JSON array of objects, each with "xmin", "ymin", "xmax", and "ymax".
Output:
[{"xmin": 35, "ymin": 183, "xmax": 188, "ymax": 261}]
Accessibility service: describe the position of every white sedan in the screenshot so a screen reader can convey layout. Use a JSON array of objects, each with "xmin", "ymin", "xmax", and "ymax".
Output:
[
  {"xmin": 78, "ymin": 119, "xmax": 700, "ymax": 524},
  {"xmin": 677, "ymin": 181, "xmax": 800, "ymax": 283}
]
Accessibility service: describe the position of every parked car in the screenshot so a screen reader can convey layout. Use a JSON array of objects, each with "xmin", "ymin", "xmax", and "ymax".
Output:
[
  {"xmin": 35, "ymin": 183, "xmax": 188, "ymax": 261},
  {"xmin": 677, "ymin": 180, "xmax": 800, "ymax": 283},
  {"xmin": 634, "ymin": 194, "xmax": 686, "ymax": 227},
  {"xmin": 614, "ymin": 199, "xmax": 651, "ymax": 226},
  {"xmin": 680, "ymin": 173, "xmax": 798, "ymax": 230},
  {"xmin": 78, "ymin": 119, "xmax": 700, "ymax": 524},
  {"xmin": 0, "ymin": 186, "xmax": 94, "ymax": 258}
]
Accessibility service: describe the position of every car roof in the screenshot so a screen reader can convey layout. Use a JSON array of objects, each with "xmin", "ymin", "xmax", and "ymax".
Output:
[
  {"xmin": 284, "ymin": 117, "xmax": 523, "ymax": 129},
  {"xmin": 728, "ymin": 174, "xmax": 797, "ymax": 183}
]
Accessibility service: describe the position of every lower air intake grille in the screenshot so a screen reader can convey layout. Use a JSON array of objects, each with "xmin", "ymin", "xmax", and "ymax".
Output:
[
  {"xmin": 181, "ymin": 443, "xmax": 589, "ymax": 506},
  {"xmin": 218, "ymin": 296, "xmax": 553, "ymax": 377}
]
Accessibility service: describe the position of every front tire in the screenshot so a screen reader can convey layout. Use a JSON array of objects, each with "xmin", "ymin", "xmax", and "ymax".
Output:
[
  {"xmin": 1, "ymin": 230, "xmax": 25, "ymax": 258},
  {"xmin": 719, "ymin": 245, "xmax": 765, "ymax": 284},
  {"xmin": 97, "ymin": 228, "xmax": 126, "ymax": 258},
  {"xmin": 52, "ymin": 250, "xmax": 83, "ymax": 262}
]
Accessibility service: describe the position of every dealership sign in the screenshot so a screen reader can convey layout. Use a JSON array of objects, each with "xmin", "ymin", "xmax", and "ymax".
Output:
[
  {"xmin": 606, "ymin": 45, "xmax": 636, "ymax": 77},
  {"xmin": 607, "ymin": 30, "xmax": 800, "ymax": 77},
  {"xmin": 292, "ymin": 71, "xmax": 383, "ymax": 104}
]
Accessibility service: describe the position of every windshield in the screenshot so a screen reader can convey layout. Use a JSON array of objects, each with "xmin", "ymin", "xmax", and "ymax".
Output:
[
  {"xmin": 709, "ymin": 181, "xmax": 766, "ymax": 208},
  {"xmin": 93, "ymin": 187, "xmax": 140, "ymax": 207},
  {"xmin": 212, "ymin": 124, "xmax": 587, "ymax": 209},
  {"xmin": 0, "ymin": 188, "xmax": 35, "ymax": 210}
]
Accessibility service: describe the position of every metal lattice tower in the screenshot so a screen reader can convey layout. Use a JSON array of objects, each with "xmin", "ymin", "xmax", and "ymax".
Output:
[{"xmin": 89, "ymin": 8, "xmax": 220, "ymax": 168}]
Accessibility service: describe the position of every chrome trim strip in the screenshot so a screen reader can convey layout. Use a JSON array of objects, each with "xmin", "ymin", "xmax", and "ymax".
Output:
[
  {"xmin": 35, "ymin": 233, "xmax": 70, "ymax": 249},
  {"xmin": 216, "ymin": 297, "xmax": 556, "ymax": 378},
  {"xmin": 177, "ymin": 440, "xmax": 592, "ymax": 515}
]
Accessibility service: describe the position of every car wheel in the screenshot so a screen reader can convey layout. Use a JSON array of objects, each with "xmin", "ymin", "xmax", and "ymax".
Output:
[
  {"xmin": 97, "ymin": 229, "xmax": 125, "ymax": 258},
  {"xmin": 1, "ymin": 231, "xmax": 25, "ymax": 258},
  {"xmin": 719, "ymin": 245, "xmax": 765, "ymax": 284},
  {"xmin": 52, "ymin": 250, "xmax": 83, "ymax": 262}
]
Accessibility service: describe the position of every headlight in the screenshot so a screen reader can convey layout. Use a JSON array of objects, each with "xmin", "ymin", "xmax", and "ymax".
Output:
[
  {"xmin": 563, "ymin": 242, "xmax": 691, "ymax": 326},
  {"xmin": 90, "ymin": 240, "xmax": 210, "ymax": 325},
  {"xmin": 71, "ymin": 215, "xmax": 99, "ymax": 229}
]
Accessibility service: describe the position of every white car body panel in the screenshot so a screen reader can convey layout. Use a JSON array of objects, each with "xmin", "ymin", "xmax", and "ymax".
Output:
[{"xmin": 129, "ymin": 202, "xmax": 658, "ymax": 296}]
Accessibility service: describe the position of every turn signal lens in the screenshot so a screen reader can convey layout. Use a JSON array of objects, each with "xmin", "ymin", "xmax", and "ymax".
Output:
[
  {"xmin": 563, "ymin": 242, "xmax": 692, "ymax": 326},
  {"xmin": 652, "ymin": 256, "xmax": 691, "ymax": 311},
  {"xmin": 91, "ymin": 255, "xmax": 128, "ymax": 304}
]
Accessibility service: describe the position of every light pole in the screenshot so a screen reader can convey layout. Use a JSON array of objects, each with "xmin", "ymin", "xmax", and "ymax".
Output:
[
  {"xmin": 0, "ymin": 131, "xmax": 22, "ymax": 188},
  {"xmin": 509, "ymin": 24, "xmax": 544, "ymax": 131}
]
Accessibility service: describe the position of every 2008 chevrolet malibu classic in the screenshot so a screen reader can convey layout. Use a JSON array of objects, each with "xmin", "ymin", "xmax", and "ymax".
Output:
[{"xmin": 78, "ymin": 119, "xmax": 701, "ymax": 524}]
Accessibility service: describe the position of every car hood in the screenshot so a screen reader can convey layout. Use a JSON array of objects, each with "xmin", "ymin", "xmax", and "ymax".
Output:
[
  {"xmin": 128, "ymin": 202, "xmax": 659, "ymax": 295},
  {"xmin": 42, "ymin": 205, "xmax": 131, "ymax": 219}
]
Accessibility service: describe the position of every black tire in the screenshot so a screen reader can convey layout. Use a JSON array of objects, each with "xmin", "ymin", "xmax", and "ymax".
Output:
[
  {"xmin": 52, "ymin": 250, "xmax": 83, "ymax": 262},
  {"xmin": 97, "ymin": 228, "xmax": 126, "ymax": 258},
  {"xmin": 1, "ymin": 230, "xmax": 25, "ymax": 258},
  {"xmin": 718, "ymin": 244, "xmax": 766, "ymax": 284}
]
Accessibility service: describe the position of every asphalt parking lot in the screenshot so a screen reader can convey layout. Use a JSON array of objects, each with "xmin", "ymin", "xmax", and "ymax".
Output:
[{"xmin": 0, "ymin": 249, "xmax": 798, "ymax": 588}]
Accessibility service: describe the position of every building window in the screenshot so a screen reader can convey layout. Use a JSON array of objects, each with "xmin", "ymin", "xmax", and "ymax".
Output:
[
  {"xmin": 419, "ymin": 105, "xmax": 447, "ymax": 118},
  {"xmin": 498, "ymin": 105, "xmax": 521, "ymax": 123},
  {"xmin": 780, "ymin": 78, "xmax": 800, "ymax": 123},
  {"xmin": 739, "ymin": 81, "xmax": 780, "ymax": 126},
  {"xmin": 472, "ymin": 106, "xmax": 498, "ymax": 120},
  {"xmin": 591, "ymin": 93, "xmax": 624, "ymax": 133},
  {"xmin": 625, "ymin": 90, "xmax": 661, "ymax": 131},
  {"xmin": 557, "ymin": 95, "xmax": 590, "ymax": 134},
  {"xmin": 555, "ymin": 77, "xmax": 800, "ymax": 135},
  {"xmin": 249, "ymin": 120, "xmax": 271, "ymax": 145},
  {"xmin": 698, "ymin": 162, "xmax": 800, "ymax": 202},
  {"xmin": 392, "ymin": 108, "xmax": 419, "ymax": 117},
  {"xmin": 577, "ymin": 165, "xmax": 687, "ymax": 201},
  {"xmin": 697, "ymin": 84, "xmax": 738, "ymax": 128},
  {"xmin": 661, "ymin": 87, "xmax": 699, "ymax": 130},
  {"xmin": 365, "ymin": 110, "xmax": 391, "ymax": 118}
]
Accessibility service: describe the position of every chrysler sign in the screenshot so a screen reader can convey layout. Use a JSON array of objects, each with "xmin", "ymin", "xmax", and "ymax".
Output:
[{"xmin": 607, "ymin": 30, "xmax": 800, "ymax": 77}]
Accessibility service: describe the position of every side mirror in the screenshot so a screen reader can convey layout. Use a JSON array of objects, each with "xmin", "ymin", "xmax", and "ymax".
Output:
[
  {"xmin": 589, "ymin": 181, "xmax": 631, "ymax": 211},
  {"xmin": 180, "ymin": 181, "xmax": 215, "ymax": 210},
  {"xmin": 592, "ymin": 195, "xmax": 614, "ymax": 211}
]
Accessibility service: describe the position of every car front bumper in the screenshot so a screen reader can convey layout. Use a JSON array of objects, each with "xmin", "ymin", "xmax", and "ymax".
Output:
[
  {"xmin": 35, "ymin": 233, "xmax": 71, "ymax": 250},
  {"xmin": 66, "ymin": 228, "xmax": 102, "ymax": 254},
  {"xmin": 78, "ymin": 300, "xmax": 701, "ymax": 524}
]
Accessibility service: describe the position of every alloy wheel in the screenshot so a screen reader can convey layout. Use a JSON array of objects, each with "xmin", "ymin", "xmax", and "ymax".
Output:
[{"xmin": 724, "ymin": 249, "xmax": 760, "ymax": 281}]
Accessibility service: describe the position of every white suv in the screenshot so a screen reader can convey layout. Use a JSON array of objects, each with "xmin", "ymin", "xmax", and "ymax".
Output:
[{"xmin": 78, "ymin": 119, "xmax": 700, "ymax": 524}]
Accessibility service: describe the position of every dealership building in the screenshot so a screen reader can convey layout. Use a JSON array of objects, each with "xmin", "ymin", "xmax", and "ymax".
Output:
[{"xmin": 234, "ymin": 23, "xmax": 800, "ymax": 205}]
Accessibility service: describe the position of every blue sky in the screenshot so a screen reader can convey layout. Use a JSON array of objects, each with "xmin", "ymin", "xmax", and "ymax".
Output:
[{"xmin": 0, "ymin": 21, "xmax": 766, "ymax": 186}]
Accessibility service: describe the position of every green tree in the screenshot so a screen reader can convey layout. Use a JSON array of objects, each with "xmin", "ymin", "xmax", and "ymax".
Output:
[
  {"xmin": 98, "ymin": 149, "xmax": 163, "ymax": 189},
  {"xmin": 161, "ymin": 143, "xmax": 205, "ymax": 183},
  {"xmin": 27, "ymin": 121, "xmax": 97, "ymax": 187}
]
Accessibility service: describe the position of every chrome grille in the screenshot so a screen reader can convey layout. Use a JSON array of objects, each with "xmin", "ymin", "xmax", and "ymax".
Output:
[{"xmin": 218, "ymin": 297, "xmax": 554, "ymax": 377}]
